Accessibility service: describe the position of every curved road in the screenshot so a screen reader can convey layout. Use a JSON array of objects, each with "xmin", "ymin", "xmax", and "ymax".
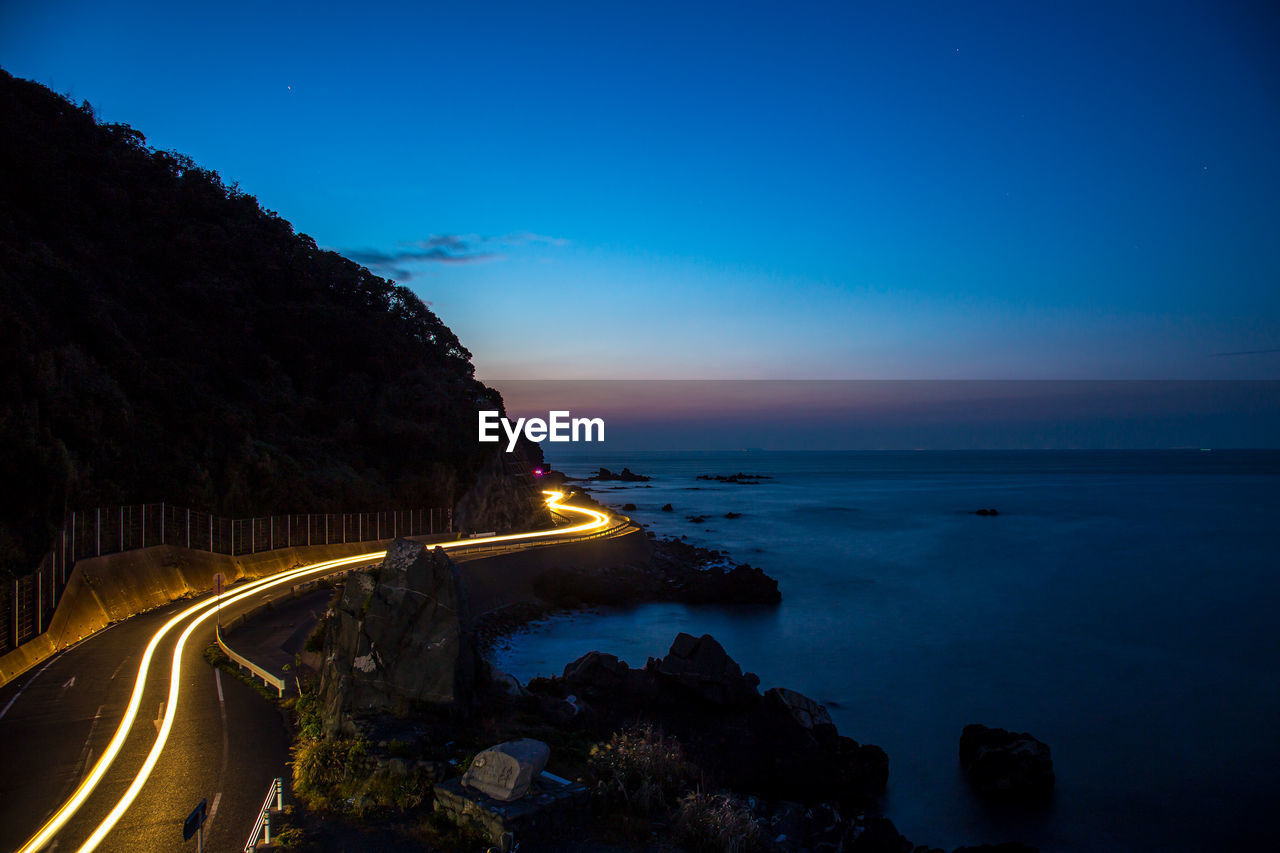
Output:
[{"xmin": 0, "ymin": 490, "xmax": 617, "ymax": 852}]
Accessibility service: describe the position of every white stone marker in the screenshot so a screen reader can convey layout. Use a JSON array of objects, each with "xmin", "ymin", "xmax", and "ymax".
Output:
[{"xmin": 462, "ymin": 738, "xmax": 551, "ymax": 802}]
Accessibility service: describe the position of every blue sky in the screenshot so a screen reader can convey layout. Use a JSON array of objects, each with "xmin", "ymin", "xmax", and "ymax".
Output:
[{"xmin": 3, "ymin": 0, "xmax": 1279, "ymax": 379}]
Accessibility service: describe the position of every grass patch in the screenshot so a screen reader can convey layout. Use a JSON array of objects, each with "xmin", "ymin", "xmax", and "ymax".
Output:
[
  {"xmin": 673, "ymin": 791, "xmax": 765, "ymax": 853},
  {"xmin": 202, "ymin": 642, "xmax": 281, "ymax": 702},
  {"xmin": 587, "ymin": 722, "xmax": 699, "ymax": 815}
]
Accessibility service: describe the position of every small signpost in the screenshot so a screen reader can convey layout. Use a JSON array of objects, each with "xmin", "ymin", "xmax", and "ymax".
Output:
[{"xmin": 183, "ymin": 798, "xmax": 208, "ymax": 851}]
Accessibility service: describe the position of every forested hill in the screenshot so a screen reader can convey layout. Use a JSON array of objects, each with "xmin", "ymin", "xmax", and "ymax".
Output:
[{"xmin": 0, "ymin": 69, "xmax": 520, "ymax": 578}]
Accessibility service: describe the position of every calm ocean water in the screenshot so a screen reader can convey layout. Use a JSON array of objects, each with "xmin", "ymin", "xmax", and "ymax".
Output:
[{"xmin": 492, "ymin": 450, "xmax": 1280, "ymax": 851}]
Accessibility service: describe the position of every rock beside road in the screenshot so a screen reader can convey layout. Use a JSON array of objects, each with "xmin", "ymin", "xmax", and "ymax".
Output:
[
  {"xmin": 959, "ymin": 724, "xmax": 1054, "ymax": 800},
  {"xmin": 318, "ymin": 539, "xmax": 481, "ymax": 735}
]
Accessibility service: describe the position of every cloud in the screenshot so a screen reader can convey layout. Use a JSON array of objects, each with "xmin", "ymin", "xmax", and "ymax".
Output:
[
  {"xmin": 1211, "ymin": 347, "xmax": 1280, "ymax": 357},
  {"xmin": 337, "ymin": 231, "xmax": 568, "ymax": 281},
  {"xmin": 502, "ymin": 231, "xmax": 570, "ymax": 248}
]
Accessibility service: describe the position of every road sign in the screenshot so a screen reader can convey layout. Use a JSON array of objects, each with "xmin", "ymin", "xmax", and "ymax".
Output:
[{"xmin": 183, "ymin": 798, "xmax": 207, "ymax": 842}]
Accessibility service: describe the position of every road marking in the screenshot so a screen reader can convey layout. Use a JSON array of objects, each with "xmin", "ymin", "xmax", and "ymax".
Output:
[
  {"xmin": 62, "ymin": 676, "xmax": 76, "ymax": 691},
  {"xmin": 208, "ymin": 792, "xmax": 221, "ymax": 821},
  {"xmin": 0, "ymin": 652, "xmax": 64, "ymax": 721},
  {"xmin": 108, "ymin": 660, "xmax": 125, "ymax": 681},
  {"xmin": 215, "ymin": 668, "xmax": 229, "ymax": 776},
  {"xmin": 1, "ymin": 619, "xmax": 127, "ymax": 722},
  {"xmin": 74, "ymin": 706, "xmax": 105, "ymax": 783},
  {"xmin": 153, "ymin": 702, "xmax": 164, "ymax": 733}
]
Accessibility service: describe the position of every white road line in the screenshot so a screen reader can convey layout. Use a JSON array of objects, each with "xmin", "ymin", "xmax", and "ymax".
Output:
[
  {"xmin": 215, "ymin": 666, "xmax": 230, "ymax": 786},
  {"xmin": 207, "ymin": 792, "xmax": 221, "ymax": 821},
  {"xmin": 0, "ymin": 620, "xmax": 126, "ymax": 721},
  {"xmin": 0, "ymin": 653, "xmax": 64, "ymax": 721},
  {"xmin": 108, "ymin": 660, "xmax": 125, "ymax": 681},
  {"xmin": 74, "ymin": 706, "xmax": 105, "ymax": 783},
  {"xmin": 61, "ymin": 676, "xmax": 76, "ymax": 691}
]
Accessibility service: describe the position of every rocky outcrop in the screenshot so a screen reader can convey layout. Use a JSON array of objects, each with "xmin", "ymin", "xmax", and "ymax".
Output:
[
  {"xmin": 657, "ymin": 633, "xmax": 762, "ymax": 705},
  {"xmin": 537, "ymin": 632, "xmax": 887, "ymax": 807},
  {"xmin": 696, "ymin": 473, "xmax": 772, "ymax": 483},
  {"xmin": 318, "ymin": 539, "xmax": 481, "ymax": 735},
  {"xmin": 590, "ymin": 467, "xmax": 651, "ymax": 482},
  {"xmin": 453, "ymin": 442, "xmax": 550, "ymax": 533},
  {"xmin": 759, "ymin": 807, "xmax": 1039, "ymax": 853},
  {"xmin": 959, "ymin": 724, "xmax": 1054, "ymax": 800}
]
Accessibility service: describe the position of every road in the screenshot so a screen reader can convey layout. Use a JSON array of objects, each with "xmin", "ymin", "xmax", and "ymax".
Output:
[{"xmin": 0, "ymin": 490, "xmax": 618, "ymax": 852}]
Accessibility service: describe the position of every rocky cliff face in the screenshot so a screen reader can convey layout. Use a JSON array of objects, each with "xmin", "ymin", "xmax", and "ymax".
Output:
[
  {"xmin": 318, "ymin": 539, "xmax": 480, "ymax": 736},
  {"xmin": 453, "ymin": 441, "xmax": 551, "ymax": 533}
]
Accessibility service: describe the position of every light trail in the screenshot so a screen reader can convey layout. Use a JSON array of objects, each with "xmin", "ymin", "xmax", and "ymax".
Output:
[{"xmin": 19, "ymin": 490, "xmax": 611, "ymax": 853}]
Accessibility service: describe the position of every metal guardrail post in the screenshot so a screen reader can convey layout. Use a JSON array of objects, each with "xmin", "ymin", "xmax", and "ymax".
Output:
[{"xmin": 244, "ymin": 776, "xmax": 283, "ymax": 852}]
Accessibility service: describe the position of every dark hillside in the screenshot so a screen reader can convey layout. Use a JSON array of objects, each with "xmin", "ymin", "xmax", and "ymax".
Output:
[{"xmin": 0, "ymin": 69, "xmax": 536, "ymax": 577}]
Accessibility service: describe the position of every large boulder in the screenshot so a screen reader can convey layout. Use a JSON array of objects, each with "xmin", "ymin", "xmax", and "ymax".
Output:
[
  {"xmin": 656, "ymin": 632, "xmax": 761, "ymax": 706},
  {"xmin": 758, "ymin": 687, "xmax": 889, "ymax": 803},
  {"xmin": 319, "ymin": 539, "xmax": 480, "ymax": 735},
  {"xmin": 959, "ymin": 724, "xmax": 1054, "ymax": 800}
]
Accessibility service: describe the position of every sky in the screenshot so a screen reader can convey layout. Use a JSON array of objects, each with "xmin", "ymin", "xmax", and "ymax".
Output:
[{"xmin": 3, "ymin": 0, "xmax": 1279, "ymax": 382}]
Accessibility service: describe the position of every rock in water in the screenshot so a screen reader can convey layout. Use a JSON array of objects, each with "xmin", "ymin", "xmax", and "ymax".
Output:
[
  {"xmin": 656, "ymin": 632, "xmax": 761, "ymax": 706},
  {"xmin": 959, "ymin": 724, "xmax": 1054, "ymax": 800},
  {"xmin": 765, "ymin": 687, "xmax": 836, "ymax": 736},
  {"xmin": 319, "ymin": 539, "xmax": 479, "ymax": 735},
  {"xmin": 462, "ymin": 739, "xmax": 551, "ymax": 802}
]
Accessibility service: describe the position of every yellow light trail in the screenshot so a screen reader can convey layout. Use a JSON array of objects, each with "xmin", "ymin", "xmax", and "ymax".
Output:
[{"xmin": 19, "ymin": 490, "xmax": 612, "ymax": 853}]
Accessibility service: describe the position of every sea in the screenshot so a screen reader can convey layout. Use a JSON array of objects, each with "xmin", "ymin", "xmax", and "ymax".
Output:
[{"xmin": 490, "ymin": 450, "xmax": 1280, "ymax": 852}]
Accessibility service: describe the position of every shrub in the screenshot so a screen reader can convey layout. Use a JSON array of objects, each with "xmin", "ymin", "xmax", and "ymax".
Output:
[
  {"xmin": 587, "ymin": 723, "xmax": 697, "ymax": 815},
  {"xmin": 292, "ymin": 735, "xmax": 370, "ymax": 811},
  {"xmin": 673, "ymin": 791, "xmax": 764, "ymax": 853},
  {"xmin": 294, "ymin": 691, "xmax": 324, "ymax": 742},
  {"xmin": 303, "ymin": 620, "xmax": 327, "ymax": 653}
]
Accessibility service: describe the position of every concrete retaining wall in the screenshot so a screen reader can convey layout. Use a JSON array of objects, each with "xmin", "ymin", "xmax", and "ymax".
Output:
[{"xmin": 458, "ymin": 528, "xmax": 653, "ymax": 616}]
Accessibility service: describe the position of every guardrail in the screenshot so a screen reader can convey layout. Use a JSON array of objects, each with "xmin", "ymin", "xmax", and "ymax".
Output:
[
  {"xmin": 447, "ymin": 518, "xmax": 635, "ymax": 558},
  {"xmin": 244, "ymin": 777, "xmax": 283, "ymax": 852},
  {"xmin": 216, "ymin": 625, "xmax": 286, "ymax": 698}
]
